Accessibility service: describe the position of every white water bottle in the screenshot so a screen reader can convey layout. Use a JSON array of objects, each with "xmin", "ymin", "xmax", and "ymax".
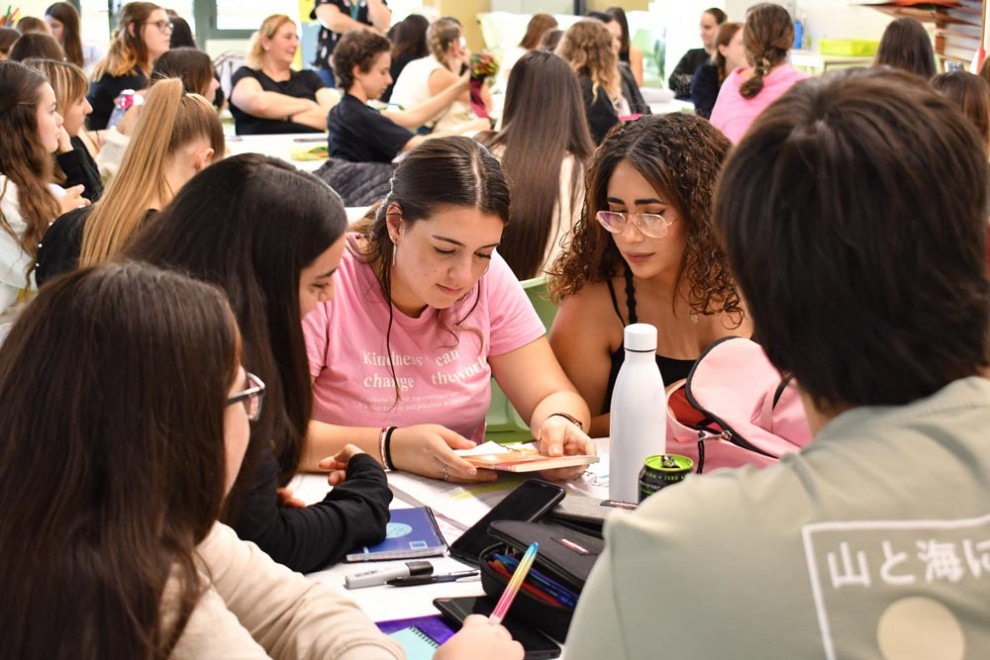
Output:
[{"xmin": 609, "ymin": 323, "xmax": 667, "ymax": 502}]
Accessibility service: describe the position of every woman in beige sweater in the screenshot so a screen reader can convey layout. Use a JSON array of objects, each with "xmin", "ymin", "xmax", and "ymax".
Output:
[{"xmin": 0, "ymin": 261, "xmax": 522, "ymax": 658}]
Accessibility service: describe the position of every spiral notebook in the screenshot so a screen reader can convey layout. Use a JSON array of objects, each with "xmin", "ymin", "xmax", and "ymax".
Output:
[{"xmin": 377, "ymin": 615, "xmax": 457, "ymax": 660}]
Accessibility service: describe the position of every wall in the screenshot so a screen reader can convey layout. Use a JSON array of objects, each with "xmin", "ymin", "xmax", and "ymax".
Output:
[
  {"xmin": 724, "ymin": 0, "xmax": 893, "ymax": 50},
  {"xmin": 423, "ymin": 0, "xmax": 490, "ymax": 52}
]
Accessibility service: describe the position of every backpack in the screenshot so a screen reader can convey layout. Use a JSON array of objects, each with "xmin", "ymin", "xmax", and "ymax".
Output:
[{"xmin": 665, "ymin": 337, "xmax": 812, "ymax": 473}]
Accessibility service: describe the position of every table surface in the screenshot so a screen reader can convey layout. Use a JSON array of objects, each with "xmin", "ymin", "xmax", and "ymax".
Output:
[
  {"xmin": 287, "ymin": 438, "xmax": 610, "ymax": 641},
  {"xmin": 225, "ymin": 132, "xmax": 328, "ymax": 172}
]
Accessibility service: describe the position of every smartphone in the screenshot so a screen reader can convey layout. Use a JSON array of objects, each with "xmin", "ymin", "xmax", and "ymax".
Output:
[
  {"xmin": 434, "ymin": 596, "xmax": 561, "ymax": 660},
  {"xmin": 449, "ymin": 479, "xmax": 565, "ymax": 566}
]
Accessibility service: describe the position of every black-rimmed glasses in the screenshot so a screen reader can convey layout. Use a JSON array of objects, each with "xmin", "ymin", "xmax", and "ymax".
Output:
[
  {"xmin": 596, "ymin": 210, "xmax": 675, "ymax": 239},
  {"xmin": 226, "ymin": 372, "xmax": 265, "ymax": 422},
  {"xmin": 147, "ymin": 20, "xmax": 173, "ymax": 33}
]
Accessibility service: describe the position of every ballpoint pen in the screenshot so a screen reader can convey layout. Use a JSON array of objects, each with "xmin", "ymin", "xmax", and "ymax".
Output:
[{"xmin": 387, "ymin": 570, "xmax": 480, "ymax": 587}]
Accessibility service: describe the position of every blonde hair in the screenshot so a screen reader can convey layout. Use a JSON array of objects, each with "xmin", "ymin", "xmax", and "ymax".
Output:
[
  {"xmin": 427, "ymin": 17, "xmax": 461, "ymax": 63},
  {"xmin": 246, "ymin": 14, "xmax": 294, "ymax": 70},
  {"xmin": 92, "ymin": 2, "xmax": 161, "ymax": 79},
  {"xmin": 80, "ymin": 79, "xmax": 224, "ymax": 266},
  {"xmin": 24, "ymin": 58, "xmax": 89, "ymax": 185},
  {"xmin": 557, "ymin": 20, "xmax": 619, "ymax": 102},
  {"xmin": 25, "ymin": 58, "xmax": 88, "ymax": 119}
]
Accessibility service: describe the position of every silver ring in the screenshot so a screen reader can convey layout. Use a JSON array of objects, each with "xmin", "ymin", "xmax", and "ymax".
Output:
[{"xmin": 442, "ymin": 464, "xmax": 449, "ymax": 481}]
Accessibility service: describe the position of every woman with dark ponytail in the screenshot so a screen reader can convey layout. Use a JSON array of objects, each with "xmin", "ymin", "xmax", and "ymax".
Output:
[{"xmin": 709, "ymin": 3, "xmax": 808, "ymax": 143}]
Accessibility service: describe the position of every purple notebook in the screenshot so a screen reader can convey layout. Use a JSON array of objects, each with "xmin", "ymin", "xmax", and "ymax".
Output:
[{"xmin": 377, "ymin": 615, "xmax": 457, "ymax": 658}]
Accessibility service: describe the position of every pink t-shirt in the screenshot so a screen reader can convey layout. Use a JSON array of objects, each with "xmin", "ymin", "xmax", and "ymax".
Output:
[
  {"xmin": 304, "ymin": 235, "xmax": 546, "ymax": 441},
  {"xmin": 709, "ymin": 63, "xmax": 810, "ymax": 143}
]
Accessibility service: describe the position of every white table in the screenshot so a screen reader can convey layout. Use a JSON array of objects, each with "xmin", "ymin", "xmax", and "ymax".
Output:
[
  {"xmin": 288, "ymin": 440, "xmax": 610, "ymax": 625},
  {"xmin": 225, "ymin": 132, "xmax": 328, "ymax": 172}
]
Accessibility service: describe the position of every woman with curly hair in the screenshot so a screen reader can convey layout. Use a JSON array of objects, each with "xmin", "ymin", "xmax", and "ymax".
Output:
[
  {"xmin": 557, "ymin": 19, "xmax": 623, "ymax": 144},
  {"xmin": 548, "ymin": 113, "xmax": 751, "ymax": 437}
]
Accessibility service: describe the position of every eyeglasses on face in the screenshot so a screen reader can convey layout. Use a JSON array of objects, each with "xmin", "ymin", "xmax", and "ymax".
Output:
[
  {"xmin": 147, "ymin": 19, "xmax": 173, "ymax": 33},
  {"xmin": 226, "ymin": 371, "xmax": 265, "ymax": 422},
  {"xmin": 596, "ymin": 210, "xmax": 675, "ymax": 239}
]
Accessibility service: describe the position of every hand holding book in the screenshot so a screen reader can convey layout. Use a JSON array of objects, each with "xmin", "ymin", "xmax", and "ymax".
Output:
[{"xmin": 456, "ymin": 442, "xmax": 598, "ymax": 474}]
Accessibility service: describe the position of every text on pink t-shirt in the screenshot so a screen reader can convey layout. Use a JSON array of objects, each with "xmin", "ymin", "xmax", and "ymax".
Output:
[{"xmin": 304, "ymin": 235, "xmax": 546, "ymax": 442}]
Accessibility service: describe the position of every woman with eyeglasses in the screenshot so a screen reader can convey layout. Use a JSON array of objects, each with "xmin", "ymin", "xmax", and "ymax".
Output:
[
  {"xmin": 547, "ymin": 114, "xmax": 752, "ymax": 438},
  {"xmin": 0, "ymin": 262, "xmax": 522, "ymax": 659},
  {"xmin": 304, "ymin": 137, "xmax": 595, "ymax": 483},
  {"xmin": 125, "ymin": 154, "xmax": 393, "ymax": 574},
  {"xmin": 87, "ymin": 2, "xmax": 172, "ymax": 130},
  {"xmin": 229, "ymin": 14, "xmax": 338, "ymax": 135}
]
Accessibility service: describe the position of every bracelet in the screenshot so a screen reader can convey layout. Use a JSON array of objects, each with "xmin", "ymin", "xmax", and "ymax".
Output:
[
  {"xmin": 547, "ymin": 412, "xmax": 584, "ymax": 431},
  {"xmin": 378, "ymin": 426, "xmax": 390, "ymax": 471},
  {"xmin": 383, "ymin": 426, "xmax": 397, "ymax": 471}
]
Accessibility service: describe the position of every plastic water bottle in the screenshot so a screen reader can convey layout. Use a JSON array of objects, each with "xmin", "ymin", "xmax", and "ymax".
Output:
[{"xmin": 609, "ymin": 324, "xmax": 667, "ymax": 503}]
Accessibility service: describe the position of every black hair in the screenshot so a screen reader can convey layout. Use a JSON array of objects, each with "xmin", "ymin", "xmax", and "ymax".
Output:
[{"xmin": 715, "ymin": 68, "xmax": 990, "ymax": 411}]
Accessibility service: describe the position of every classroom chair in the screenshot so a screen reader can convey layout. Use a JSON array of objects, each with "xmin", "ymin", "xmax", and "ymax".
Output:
[{"xmin": 485, "ymin": 276, "xmax": 558, "ymax": 443}]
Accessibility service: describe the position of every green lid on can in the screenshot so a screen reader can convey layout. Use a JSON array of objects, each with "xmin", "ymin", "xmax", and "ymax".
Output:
[{"xmin": 644, "ymin": 454, "xmax": 694, "ymax": 472}]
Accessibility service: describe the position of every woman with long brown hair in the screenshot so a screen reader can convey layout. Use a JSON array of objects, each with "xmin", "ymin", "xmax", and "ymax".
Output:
[
  {"xmin": 557, "ymin": 19, "xmax": 623, "ymax": 144},
  {"xmin": 88, "ymin": 2, "xmax": 171, "ymax": 130},
  {"xmin": 126, "ymin": 154, "xmax": 393, "ymax": 573},
  {"xmin": 874, "ymin": 16, "xmax": 936, "ymax": 79},
  {"xmin": 304, "ymin": 137, "xmax": 595, "ymax": 483},
  {"xmin": 710, "ymin": 2, "xmax": 808, "ymax": 142},
  {"xmin": 381, "ymin": 13, "xmax": 428, "ymax": 102},
  {"xmin": 548, "ymin": 113, "xmax": 751, "ymax": 437},
  {"xmin": 0, "ymin": 61, "xmax": 87, "ymax": 313},
  {"xmin": 479, "ymin": 50, "xmax": 594, "ymax": 279},
  {"xmin": 0, "ymin": 261, "xmax": 522, "ymax": 658},
  {"xmin": 26, "ymin": 58, "xmax": 101, "ymax": 201},
  {"xmin": 495, "ymin": 12, "xmax": 558, "ymax": 91},
  {"xmin": 45, "ymin": 2, "xmax": 104, "ymax": 73},
  {"xmin": 35, "ymin": 78, "xmax": 223, "ymax": 284}
]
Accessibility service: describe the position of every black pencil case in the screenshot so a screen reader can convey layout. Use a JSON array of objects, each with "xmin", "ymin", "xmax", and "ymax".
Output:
[{"xmin": 479, "ymin": 519, "xmax": 604, "ymax": 643}]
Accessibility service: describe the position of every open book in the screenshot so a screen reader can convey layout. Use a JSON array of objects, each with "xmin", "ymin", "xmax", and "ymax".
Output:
[{"xmin": 456, "ymin": 441, "xmax": 599, "ymax": 473}]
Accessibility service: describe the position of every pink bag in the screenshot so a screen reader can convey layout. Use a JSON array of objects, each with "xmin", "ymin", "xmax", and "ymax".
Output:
[{"xmin": 665, "ymin": 337, "xmax": 812, "ymax": 473}]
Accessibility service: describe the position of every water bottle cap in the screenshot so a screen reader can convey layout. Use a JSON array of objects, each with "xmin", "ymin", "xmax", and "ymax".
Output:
[{"xmin": 624, "ymin": 323, "xmax": 657, "ymax": 352}]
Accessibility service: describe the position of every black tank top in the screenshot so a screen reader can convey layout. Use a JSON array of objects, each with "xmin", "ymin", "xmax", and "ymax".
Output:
[{"xmin": 602, "ymin": 267, "xmax": 696, "ymax": 414}]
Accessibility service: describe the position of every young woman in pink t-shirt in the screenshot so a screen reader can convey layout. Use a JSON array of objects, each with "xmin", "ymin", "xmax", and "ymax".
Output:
[
  {"xmin": 709, "ymin": 3, "xmax": 809, "ymax": 143},
  {"xmin": 304, "ymin": 137, "xmax": 595, "ymax": 483}
]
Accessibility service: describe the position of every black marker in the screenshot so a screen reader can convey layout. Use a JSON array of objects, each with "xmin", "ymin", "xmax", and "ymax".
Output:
[{"xmin": 387, "ymin": 570, "xmax": 480, "ymax": 587}]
